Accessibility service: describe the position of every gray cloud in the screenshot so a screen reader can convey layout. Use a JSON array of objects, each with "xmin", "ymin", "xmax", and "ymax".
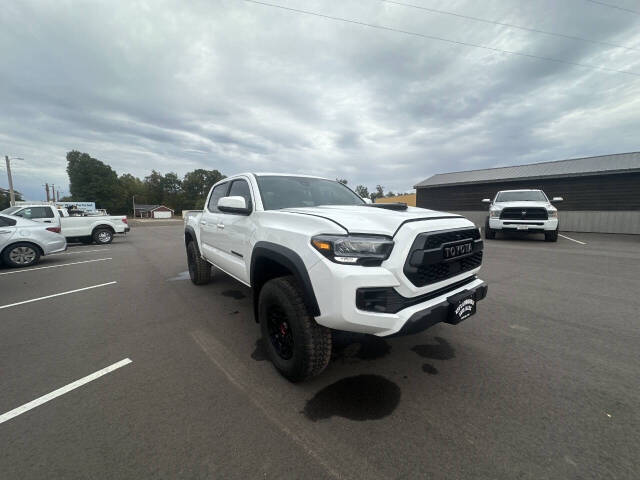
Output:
[{"xmin": 1, "ymin": 0, "xmax": 639, "ymax": 201}]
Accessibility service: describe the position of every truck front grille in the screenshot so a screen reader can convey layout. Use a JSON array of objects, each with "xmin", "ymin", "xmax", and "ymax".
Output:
[
  {"xmin": 403, "ymin": 227, "xmax": 483, "ymax": 288},
  {"xmin": 500, "ymin": 207, "xmax": 548, "ymax": 220}
]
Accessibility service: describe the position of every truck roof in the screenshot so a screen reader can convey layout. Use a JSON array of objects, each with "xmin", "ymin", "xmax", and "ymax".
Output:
[
  {"xmin": 252, "ymin": 173, "xmax": 330, "ymax": 180},
  {"xmin": 496, "ymin": 189, "xmax": 543, "ymax": 193}
]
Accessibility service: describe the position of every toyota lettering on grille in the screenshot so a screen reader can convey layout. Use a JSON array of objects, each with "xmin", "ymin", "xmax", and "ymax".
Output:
[{"xmin": 443, "ymin": 242, "xmax": 473, "ymax": 259}]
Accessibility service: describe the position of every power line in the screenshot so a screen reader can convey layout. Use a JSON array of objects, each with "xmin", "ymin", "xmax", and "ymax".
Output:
[
  {"xmin": 241, "ymin": 0, "xmax": 640, "ymax": 77},
  {"xmin": 378, "ymin": 0, "xmax": 639, "ymax": 52},
  {"xmin": 583, "ymin": 0, "xmax": 640, "ymax": 15}
]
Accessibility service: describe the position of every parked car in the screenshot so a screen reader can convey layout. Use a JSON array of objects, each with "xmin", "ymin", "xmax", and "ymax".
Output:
[
  {"xmin": 482, "ymin": 189, "xmax": 563, "ymax": 241},
  {"xmin": 1, "ymin": 204, "xmax": 129, "ymax": 244},
  {"xmin": 0, "ymin": 214, "xmax": 67, "ymax": 267},
  {"xmin": 185, "ymin": 173, "xmax": 488, "ymax": 382}
]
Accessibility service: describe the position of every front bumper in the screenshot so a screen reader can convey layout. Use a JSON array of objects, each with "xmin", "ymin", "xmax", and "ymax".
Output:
[
  {"xmin": 489, "ymin": 217, "xmax": 558, "ymax": 232},
  {"xmin": 310, "ymin": 258, "xmax": 487, "ymax": 337},
  {"xmin": 391, "ymin": 281, "xmax": 487, "ymax": 336}
]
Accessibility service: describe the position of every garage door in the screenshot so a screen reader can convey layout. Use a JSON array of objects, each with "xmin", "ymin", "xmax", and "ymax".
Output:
[{"xmin": 153, "ymin": 211, "xmax": 172, "ymax": 219}]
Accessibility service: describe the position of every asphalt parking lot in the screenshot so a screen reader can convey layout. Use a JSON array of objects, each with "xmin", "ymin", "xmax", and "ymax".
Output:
[{"xmin": 1, "ymin": 224, "xmax": 639, "ymax": 479}]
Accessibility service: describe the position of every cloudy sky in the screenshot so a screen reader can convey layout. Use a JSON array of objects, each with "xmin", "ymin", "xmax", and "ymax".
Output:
[{"xmin": 1, "ymin": 0, "xmax": 639, "ymax": 200}]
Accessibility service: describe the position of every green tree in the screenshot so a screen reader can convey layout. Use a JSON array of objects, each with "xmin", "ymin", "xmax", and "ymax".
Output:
[
  {"xmin": 354, "ymin": 185, "xmax": 369, "ymax": 198},
  {"xmin": 162, "ymin": 172, "xmax": 183, "ymax": 212},
  {"xmin": 118, "ymin": 173, "xmax": 147, "ymax": 214},
  {"xmin": 66, "ymin": 151, "xmax": 122, "ymax": 213},
  {"xmin": 182, "ymin": 169, "xmax": 225, "ymax": 209},
  {"xmin": 370, "ymin": 184, "xmax": 384, "ymax": 201},
  {"xmin": 144, "ymin": 170, "xmax": 165, "ymax": 205},
  {"xmin": 0, "ymin": 189, "xmax": 23, "ymax": 210}
]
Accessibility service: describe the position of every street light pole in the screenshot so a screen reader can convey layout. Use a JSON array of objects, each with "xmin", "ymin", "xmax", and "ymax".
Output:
[
  {"xmin": 5, "ymin": 155, "xmax": 16, "ymax": 206},
  {"xmin": 132, "ymin": 195, "xmax": 135, "ymax": 218}
]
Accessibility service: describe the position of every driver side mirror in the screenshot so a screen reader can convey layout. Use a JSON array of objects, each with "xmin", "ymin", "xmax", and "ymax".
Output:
[
  {"xmin": 218, "ymin": 196, "xmax": 251, "ymax": 215},
  {"xmin": 482, "ymin": 198, "xmax": 491, "ymax": 203},
  {"xmin": 362, "ymin": 197, "xmax": 372, "ymax": 204},
  {"xmin": 552, "ymin": 197, "xmax": 563, "ymax": 202}
]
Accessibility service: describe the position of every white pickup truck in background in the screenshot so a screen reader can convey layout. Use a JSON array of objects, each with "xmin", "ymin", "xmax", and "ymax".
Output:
[{"xmin": 0, "ymin": 204, "xmax": 129, "ymax": 244}]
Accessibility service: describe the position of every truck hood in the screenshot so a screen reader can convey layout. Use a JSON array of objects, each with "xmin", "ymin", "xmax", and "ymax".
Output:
[
  {"xmin": 493, "ymin": 201, "xmax": 554, "ymax": 209},
  {"xmin": 281, "ymin": 205, "xmax": 461, "ymax": 236}
]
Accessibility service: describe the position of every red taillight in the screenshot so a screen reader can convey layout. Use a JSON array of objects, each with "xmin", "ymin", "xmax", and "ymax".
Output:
[
  {"xmin": 122, "ymin": 218, "xmax": 128, "ymax": 224},
  {"xmin": 46, "ymin": 226, "xmax": 61, "ymax": 233}
]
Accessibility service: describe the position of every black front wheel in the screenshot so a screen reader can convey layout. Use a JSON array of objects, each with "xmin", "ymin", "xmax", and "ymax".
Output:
[
  {"xmin": 186, "ymin": 241, "xmax": 211, "ymax": 285},
  {"xmin": 484, "ymin": 219, "xmax": 496, "ymax": 239},
  {"xmin": 259, "ymin": 276, "xmax": 331, "ymax": 382},
  {"xmin": 545, "ymin": 228, "xmax": 559, "ymax": 242}
]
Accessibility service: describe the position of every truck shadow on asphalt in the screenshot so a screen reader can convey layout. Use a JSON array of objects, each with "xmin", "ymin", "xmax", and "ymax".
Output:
[
  {"xmin": 221, "ymin": 289, "xmax": 247, "ymax": 300},
  {"xmin": 411, "ymin": 337, "xmax": 456, "ymax": 375},
  {"xmin": 303, "ymin": 375, "xmax": 401, "ymax": 422},
  {"xmin": 301, "ymin": 336, "xmax": 456, "ymax": 421},
  {"xmin": 331, "ymin": 332, "xmax": 391, "ymax": 362}
]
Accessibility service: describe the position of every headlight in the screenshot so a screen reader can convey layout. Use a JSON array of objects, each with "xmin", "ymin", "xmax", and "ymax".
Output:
[
  {"xmin": 547, "ymin": 210, "xmax": 558, "ymax": 218},
  {"xmin": 489, "ymin": 209, "xmax": 501, "ymax": 218},
  {"xmin": 311, "ymin": 234, "xmax": 394, "ymax": 266}
]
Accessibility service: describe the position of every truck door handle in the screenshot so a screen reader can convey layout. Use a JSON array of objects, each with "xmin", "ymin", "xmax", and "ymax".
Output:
[
  {"xmin": 44, "ymin": 220, "xmax": 52, "ymax": 223},
  {"xmin": 216, "ymin": 223, "xmax": 225, "ymax": 229},
  {"xmin": 200, "ymin": 221, "xmax": 207, "ymax": 225}
]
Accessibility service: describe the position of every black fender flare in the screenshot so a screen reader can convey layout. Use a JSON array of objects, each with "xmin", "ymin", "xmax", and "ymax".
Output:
[
  {"xmin": 184, "ymin": 225, "xmax": 203, "ymax": 254},
  {"xmin": 185, "ymin": 225, "xmax": 197, "ymax": 245},
  {"xmin": 92, "ymin": 224, "xmax": 115, "ymax": 235},
  {"xmin": 250, "ymin": 241, "xmax": 321, "ymax": 320}
]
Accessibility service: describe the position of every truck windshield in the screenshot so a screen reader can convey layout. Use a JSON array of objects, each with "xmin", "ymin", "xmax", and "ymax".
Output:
[
  {"xmin": 495, "ymin": 191, "xmax": 547, "ymax": 202},
  {"xmin": 256, "ymin": 176, "xmax": 364, "ymax": 210}
]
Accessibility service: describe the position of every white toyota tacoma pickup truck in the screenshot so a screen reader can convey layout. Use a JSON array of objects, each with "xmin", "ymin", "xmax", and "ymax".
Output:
[
  {"xmin": 185, "ymin": 174, "xmax": 488, "ymax": 381},
  {"xmin": 483, "ymin": 189, "xmax": 563, "ymax": 242},
  {"xmin": 1, "ymin": 204, "xmax": 129, "ymax": 244}
]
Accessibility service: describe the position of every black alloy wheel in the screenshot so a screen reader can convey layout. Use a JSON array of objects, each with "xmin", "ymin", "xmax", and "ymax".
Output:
[{"xmin": 266, "ymin": 304, "xmax": 294, "ymax": 360}]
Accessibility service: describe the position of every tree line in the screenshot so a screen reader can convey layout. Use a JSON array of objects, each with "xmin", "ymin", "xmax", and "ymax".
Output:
[
  {"xmin": 337, "ymin": 180, "xmax": 411, "ymax": 201},
  {"xmin": 62, "ymin": 150, "xmax": 411, "ymax": 215},
  {"xmin": 64, "ymin": 151, "xmax": 224, "ymax": 214}
]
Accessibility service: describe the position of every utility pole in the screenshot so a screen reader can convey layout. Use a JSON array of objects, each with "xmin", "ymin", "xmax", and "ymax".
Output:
[
  {"xmin": 132, "ymin": 195, "xmax": 136, "ymax": 218},
  {"xmin": 44, "ymin": 183, "xmax": 50, "ymax": 202},
  {"xmin": 56, "ymin": 190, "xmax": 60, "ymax": 202},
  {"xmin": 5, "ymin": 156, "xmax": 16, "ymax": 206},
  {"xmin": 51, "ymin": 184, "xmax": 56, "ymax": 204}
]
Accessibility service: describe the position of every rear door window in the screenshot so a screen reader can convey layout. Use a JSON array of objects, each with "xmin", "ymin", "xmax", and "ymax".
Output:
[{"xmin": 14, "ymin": 206, "xmax": 54, "ymax": 219}]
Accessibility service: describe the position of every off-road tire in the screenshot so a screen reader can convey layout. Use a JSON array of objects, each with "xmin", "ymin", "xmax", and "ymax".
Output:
[
  {"xmin": 545, "ymin": 228, "xmax": 559, "ymax": 242},
  {"xmin": 93, "ymin": 228, "xmax": 113, "ymax": 244},
  {"xmin": 484, "ymin": 219, "xmax": 496, "ymax": 239},
  {"xmin": 187, "ymin": 241, "xmax": 211, "ymax": 285},
  {"xmin": 259, "ymin": 275, "xmax": 331, "ymax": 382},
  {"xmin": 2, "ymin": 242, "xmax": 41, "ymax": 268}
]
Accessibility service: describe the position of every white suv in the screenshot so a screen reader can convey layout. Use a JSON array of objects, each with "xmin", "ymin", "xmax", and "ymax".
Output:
[
  {"xmin": 185, "ymin": 174, "xmax": 488, "ymax": 381},
  {"xmin": 483, "ymin": 189, "xmax": 562, "ymax": 242}
]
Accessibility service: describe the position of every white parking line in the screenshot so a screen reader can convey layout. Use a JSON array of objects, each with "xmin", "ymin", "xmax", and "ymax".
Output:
[
  {"xmin": 0, "ymin": 281, "xmax": 117, "ymax": 310},
  {"xmin": 559, "ymin": 234, "xmax": 587, "ymax": 245},
  {"xmin": 0, "ymin": 258, "xmax": 112, "ymax": 276},
  {"xmin": 0, "ymin": 358, "xmax": 132, "ymax": 425},
  {"xmin": 50, "ymin": 249, "xmax": 111, "ymax": 256}
]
